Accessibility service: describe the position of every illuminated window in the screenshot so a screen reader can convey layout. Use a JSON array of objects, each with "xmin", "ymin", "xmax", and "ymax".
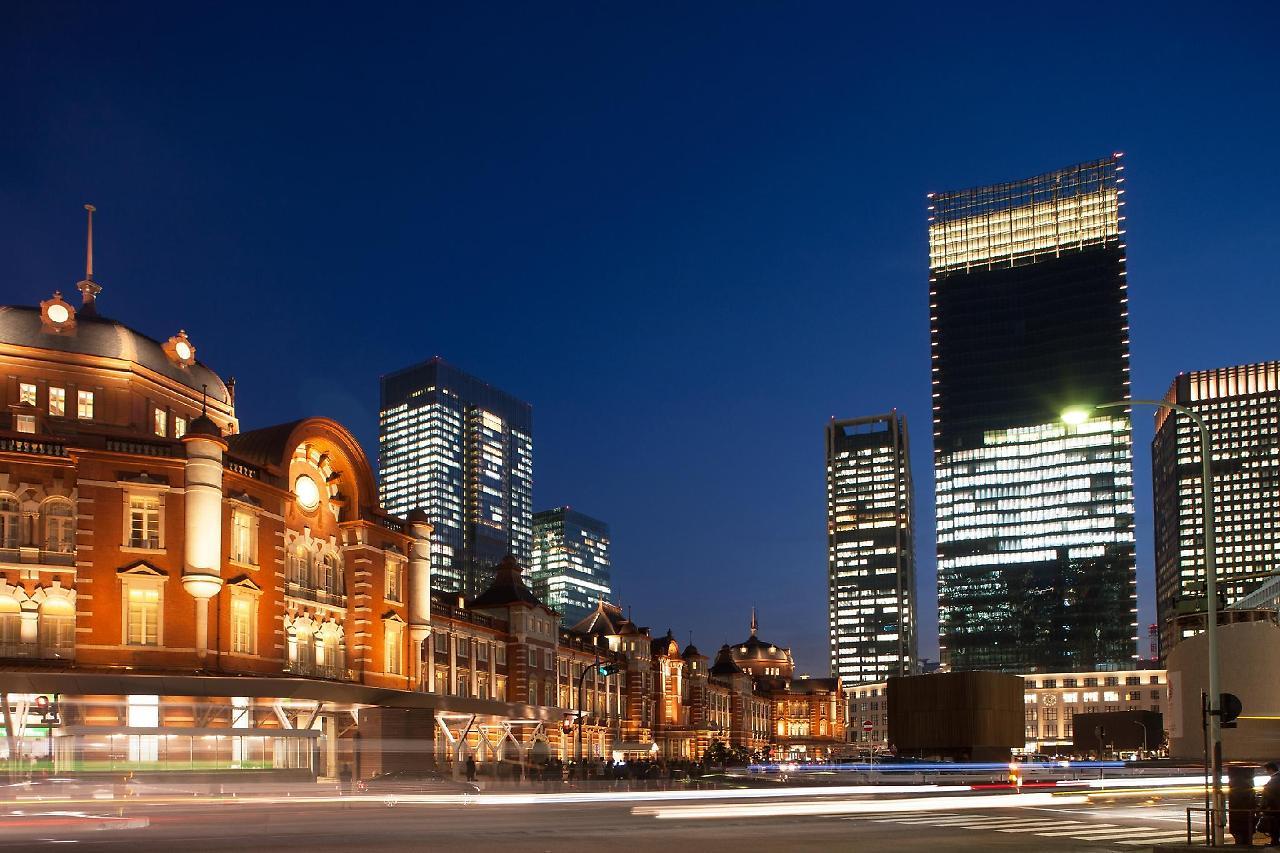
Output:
[
  {"xmin": 126, "ymin": 586, "xmax": 161, "ymax": 646},
  {"xmin": 231, "ymin": 595, "xmax": 255, "ymax": 654},
  {"xmin": 19, "ymin": 383, "xmax": 36, "ymax": 406},
  {"xmin": 48, "ymin": 386, "xmax": 65, "ymax": 417},
  {"xmin": 127, "ymin": 495, "xmax": 162, "ymax": 549},
  {"xmin": 174, "ymin": 416, "xmax": 187, "ymax": 439},
  {"xmin": 385, "ymin": 620, "xmax": 404, "ymax": 675},
  {"xmin": 153, "ymin": 408, "xmax": 167, "ymax": 437},
  {"xmin": 230, "ymin": 510, "xmax": 257, "ymax": 565},
  {"xmin": 385, "ymin": 560, "xmax": 403, "ymax": 602},
  {"xmin": 14, "ymin": 415, "xmax": 34, "ymax": 434},
  {"xmin": 77, "ymin": 390, "xmax": 94, "ymax": 419},
  {"xmin": 42, "ymin": 500, "xmax": 75, "ymax": 553}
]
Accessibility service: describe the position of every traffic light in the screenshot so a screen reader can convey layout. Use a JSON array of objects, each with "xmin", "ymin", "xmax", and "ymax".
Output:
[
  {"xmin": 34, "ymin": 695, "xmax": 60, "ymax": 727},
  {"xmin": 596, "ymin": 662, "xmax": 623, "ymax": 677}
]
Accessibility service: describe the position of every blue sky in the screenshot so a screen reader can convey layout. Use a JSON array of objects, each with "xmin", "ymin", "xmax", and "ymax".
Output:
[{"xmin": 3, "ymin": 2, "xmax": 1278, "ymax": 671}]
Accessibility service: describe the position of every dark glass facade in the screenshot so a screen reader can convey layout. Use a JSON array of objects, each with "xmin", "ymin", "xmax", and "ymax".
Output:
[
  {"xmin": 530, "ymin": 507, "xmax": 612, "ymax": 627},
  {"xmin": 826, "ymin": 412, "xmax": 917, "ymax": 685},
  {"xmin": 930, "ymin": 156, "xmax": 1136, "ymax": 672},
  {"xmin": 379, "ymin": 358, "xmax": 533, "ymax": 595}
]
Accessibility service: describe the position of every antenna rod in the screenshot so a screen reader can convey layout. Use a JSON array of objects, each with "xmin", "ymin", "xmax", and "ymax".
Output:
[{"xmin": 85, "ymin": 204, "xmax": 95, "ymax": 281}]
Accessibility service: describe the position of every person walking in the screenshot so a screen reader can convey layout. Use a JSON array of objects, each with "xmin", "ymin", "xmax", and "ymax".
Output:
[
  {"xmin": 465, "ymin": 755, "xmax": 477, "ymax": 783},
  {"xmin": 1261, "ymin": 761, "xmax": 1280, "ymax": 847}
]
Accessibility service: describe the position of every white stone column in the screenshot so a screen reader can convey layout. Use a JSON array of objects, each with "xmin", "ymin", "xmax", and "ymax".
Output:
[
  {"xmin": 181, "ymin": 422, "xmax": 226, "ymax": 663},
  {"xmin": 405, "ymin": 510, "xmax": 433, "ymax": 690}
]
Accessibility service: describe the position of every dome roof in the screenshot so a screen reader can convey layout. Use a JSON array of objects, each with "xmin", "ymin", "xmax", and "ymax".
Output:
[
  {"xmin": 0, "ymin": 305, "xmax": 229, "ymax": 402},
  {"xmin": 732, "ymin": 633, "xmax": 791, "ymax": 664}
]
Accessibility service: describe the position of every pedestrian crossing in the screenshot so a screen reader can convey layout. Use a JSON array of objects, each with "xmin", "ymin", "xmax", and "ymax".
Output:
[{"xmin": 842, "ymin": 811, "xmax": 1194, "ymax": 846}]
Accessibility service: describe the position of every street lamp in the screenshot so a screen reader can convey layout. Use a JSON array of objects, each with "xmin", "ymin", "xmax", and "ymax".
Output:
[
  {"xmin": 576, "ymin": 659, "xmax": 623, "ymax": 779},
  {"xmin": 1062, "ymin": 400, "xmax": 1222, "ymax": 843}
]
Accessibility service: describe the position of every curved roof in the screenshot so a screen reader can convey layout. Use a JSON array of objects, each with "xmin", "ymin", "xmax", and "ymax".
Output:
[
  {"xmin": 731, "ymin": 633, "xmax": 792, "ymax": 665},
  {"xmin": 710, "ymin": 644, "xmax": 744, "ymax": 676},
  {"xmin": 0, "ymin": 305, "xmax": 229, "ymax": 402}
]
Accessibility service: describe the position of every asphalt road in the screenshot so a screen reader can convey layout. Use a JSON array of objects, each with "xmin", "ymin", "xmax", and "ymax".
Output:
[{"xmin": 0, "ymin": 790, "xmax": 1207, "ymax": 851}]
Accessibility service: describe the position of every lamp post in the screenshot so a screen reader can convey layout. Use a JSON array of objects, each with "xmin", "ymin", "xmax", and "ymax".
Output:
[
  {"xmin": 576, "ymin": 658, "xmax": 623, "ymax": 780},
  {"xmin": 1133, "ymin": 719, "xmax": 1149, "ymax": 760},
  {"xmin": 1062, "ymin": 400, "xmax": 1222, "ymax": 843}
]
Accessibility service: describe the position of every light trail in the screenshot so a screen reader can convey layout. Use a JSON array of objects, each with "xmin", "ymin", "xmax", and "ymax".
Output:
[{"xmin": 632, "ymin": 791, "xmax": 1089, "ymax": 820}]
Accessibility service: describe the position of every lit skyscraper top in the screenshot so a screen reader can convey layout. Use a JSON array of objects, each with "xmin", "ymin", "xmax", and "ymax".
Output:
[
  {"xmin": 929, "ymin": 155, "xmax": 1136, "ymax": 672},
  {"xmin": 826, "ymin": 412, "xmax": 917, "ymax": 685},
  {"xmin": 530, "ymin": 507, "xmax": 612, "ymax": 627},
  {"xmin": 379, "ymin": 358, "xmax": 533, "ymax": 595}
]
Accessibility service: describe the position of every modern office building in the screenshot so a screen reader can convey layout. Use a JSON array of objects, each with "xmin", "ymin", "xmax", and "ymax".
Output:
[
  {"xmin": 825, "ymin": 412, "xmax": 917, "ymax": 685},
  {"xmin": 379, "ymin": 358, "xmax": 533, "ymax": 595},
  {"xmin": 530, "ymin": 506, "xmax": 612, "ymax": 626},
  {"xmin": 1152, "ymin": 362, "xmax": 1280, "ymax": 655},
  {"xmin": 929, "ymin": 155, "xmax": 1136, "ymax": 672}
]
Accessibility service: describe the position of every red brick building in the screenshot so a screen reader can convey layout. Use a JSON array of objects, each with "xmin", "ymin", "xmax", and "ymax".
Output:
[{"xmin": 0, "ymin": 216, "xmax": 843, "ymax": 780}]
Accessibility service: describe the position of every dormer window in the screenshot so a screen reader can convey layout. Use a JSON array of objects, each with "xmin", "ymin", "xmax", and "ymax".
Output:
[{"xmin": 19, "ymin": 384, "xmax": 36, "ymax": 406}]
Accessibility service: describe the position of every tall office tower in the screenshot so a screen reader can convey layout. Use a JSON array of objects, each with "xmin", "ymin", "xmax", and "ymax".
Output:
[
  {"xmin": 1153, "ymin": 362, "xmax": 1280, "ymax": 655},
  {"xmin": 530, "ymin": 507, "xmax": 613, "ymax": 626},
  {"xmin": 379, "ymin": 358, "xmax": 533, "ymax": 595},
  {"xmin": 826, "ymin": 412, "xmax": 917, "ymax": 685},
  {"xmin": 929, "ymin": 155, "xmax": 1136, "ymax": 672}
]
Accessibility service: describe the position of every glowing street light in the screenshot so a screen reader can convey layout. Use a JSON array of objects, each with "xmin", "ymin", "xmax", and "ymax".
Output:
[{"xmin": 1062, "ymin": 400, "xmax": 1223, "ymax": 844}]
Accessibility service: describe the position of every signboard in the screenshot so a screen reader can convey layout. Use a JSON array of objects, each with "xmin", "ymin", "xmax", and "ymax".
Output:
[{"xmin": 863, "ymin": 720, "xmax": 874, "ymax": 732}]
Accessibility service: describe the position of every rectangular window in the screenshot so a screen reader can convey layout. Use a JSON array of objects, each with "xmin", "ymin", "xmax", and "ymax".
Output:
[
  {"xmin": 14, "ymin": 414, "xmax": 34, "ymax": 434},
  {"xmin": 230, "ymin": 510, "xmax": 256, "ymax": 565},
  {"xmin": 495, "ymin": 676, "xmax": 507, "ymax": 701},
  {"xmin": 77, "ymin": 390, "xmax": 94, "ymax": 419},
  {"xmin": 476, "ymin": 642, "xmax": 488, "ymax": 662},
  {"xmin": 127, "ymin": 587, "xmax": 160, "ymax": 645},
  {"xmin": 49, "ymin": 386, "xmax": 65, "ymax": 417},
  {"xmin": 495, "ymin": 645, "xmax": 506, "ymax": 665},
  {"xmin": 385, "ymin": 623, "xmax": 403, "ymax": 675},
  {"xmin": 19, "ymin": 383, "xmax": 36, "ymax": 406},
  {"xmin": 545, "ymin": 649, "xmax": 554, "ymax": 670},
  {"xmin": 128, "ymin": 496, "xmax": 161, "ymax": 549},
  {"xmin": 385, "ymin": 561, "xmax": 402, "ymax": 602},
  {"xmin": 231, "ymin": 596, "xmax": 255, "ymax": 654},
  {"xmin": 174, "ymin": 416, "xmax": 187, "ymax": 439},
  {"xmin": 153, "ymin": 408, "xmax": 167, "ymax": 437}
]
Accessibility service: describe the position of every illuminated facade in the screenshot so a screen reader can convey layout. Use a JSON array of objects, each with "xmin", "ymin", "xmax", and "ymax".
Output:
[
  {"xmin": 530, "ymin": 506, "xmax": 612, "ymax": 627},
  {"xmin": 1153, "ymin": 362, "xmax": 1280, "ymax": 655},
  {"xmin": 847, "ymin": 668, "xmax": 1168, "ymax": 756},
  {"xmin": 379, "ymin": 358, "xmax": 533, "ymax": 595},
  {"xmin": 826, "ymin": 412, "xmax": 916, "ymax": 685},
  {"xmin": 929, "ymin": 156, "xmax": 1136, "ymax": 672}
]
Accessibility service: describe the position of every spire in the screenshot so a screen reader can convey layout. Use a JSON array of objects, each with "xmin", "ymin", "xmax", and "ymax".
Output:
[
  {"xmin": 76, "ymin": 204, "xmax": 102, "ymax": 313},
  {"xmin": 750, "ymin": 607, "xmax": 758, "ymax": 637}
]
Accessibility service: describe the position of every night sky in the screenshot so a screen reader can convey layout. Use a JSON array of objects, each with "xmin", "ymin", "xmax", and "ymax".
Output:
[{"xmin": 3, "ymin": 3, "xmax": 1278, "ymax": 673}]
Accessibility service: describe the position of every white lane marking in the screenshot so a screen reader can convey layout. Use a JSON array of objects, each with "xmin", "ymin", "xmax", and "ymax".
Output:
[
  {"xmin": 1060, "ymin": 827, "xmax": 1178, "ymax": 839},
  {"xmin": 1034, "ymin": 824, "xmax": 1121, "ymax": 836},
  {"xmin": 1115, "ymin": 833, "xmax": 1198, "ymax": 846},
  {"xmin": 994, "ymin": 822, "xmax": 1085, "ymax": 832}
]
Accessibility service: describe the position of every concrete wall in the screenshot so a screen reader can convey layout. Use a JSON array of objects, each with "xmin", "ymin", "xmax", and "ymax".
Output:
[{"xmin": 1166, "ymin": 620, "xmax": 1280, "ymax": 761}]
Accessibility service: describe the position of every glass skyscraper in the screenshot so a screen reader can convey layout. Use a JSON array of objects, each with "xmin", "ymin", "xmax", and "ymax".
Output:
[
  {"xmin": 1153, "ymin": 362, "xmax": 1280, "ymax": 656},
  {"xmin": 929, "ymin": 155, "xmax": 1136, "ymax": 672},
  {"xmin": 826, "ymin": 412, "xmax": 917, "ymax": 685},
  {"xmin": 379, "ymin": 358, "xmax": 533, "ymax": 595},
  {"xmin": 529, "ymin": 507, "xmax": 612, "ymax": 627}
]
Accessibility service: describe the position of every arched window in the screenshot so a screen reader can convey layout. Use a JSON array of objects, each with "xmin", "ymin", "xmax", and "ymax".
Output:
[
  {"xmin": 0, "ymin": 497, "xmax": 18, "ymax": 550},
  {"xmin": 42, "ymin": 501, "xmax": 75, "ymax": 554},
  {"xmin": 0, "ymin": 596, "xmax": 21, "ymax": 652},
  {"xmin": 321, "ymin": 554, "xmax": 342, "ymax": 596},
  {"xmin": 287, "ymin": 547, "xmax": 308, "ymax": 587},
  {"xmin": 39, "ymin": 598, "xmax": 75, "ymax": 657}
]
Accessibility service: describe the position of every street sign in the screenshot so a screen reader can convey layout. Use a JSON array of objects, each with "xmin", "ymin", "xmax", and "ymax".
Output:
[{"xmin": 862, "ymin": 720, "xmax": 873, "ymax": 732}]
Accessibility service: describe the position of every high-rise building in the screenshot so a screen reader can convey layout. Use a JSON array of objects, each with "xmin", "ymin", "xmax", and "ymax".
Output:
[
  {"xmin": 379, "ymin": 358, "xmax": 533, "ymax": 595},
  {"xmin": 1153, "ymin": 362, "xmax": 1280, "ymax": 655},
  {"xmin": 530, "ymin": 507, "xmax": 612, "ymax": 626},
  {"xmin": 826, "ymin": 412, "xmax": 917, "ymax": 685},
  {"xmin": 929, "ymin": 155, "xmax": 1136, "ymax": 672}
]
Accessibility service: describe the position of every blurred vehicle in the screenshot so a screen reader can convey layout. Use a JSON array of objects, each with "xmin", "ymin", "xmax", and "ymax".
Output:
[{"xmin": 355, "ymin": 769, "xmax": 479, "ymax": 796}]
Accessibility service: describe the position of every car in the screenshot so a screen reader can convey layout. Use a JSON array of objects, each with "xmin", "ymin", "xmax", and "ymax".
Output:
[{"xmin": 355, "ymin": 769, "xmax": 480, "ymax": 797}]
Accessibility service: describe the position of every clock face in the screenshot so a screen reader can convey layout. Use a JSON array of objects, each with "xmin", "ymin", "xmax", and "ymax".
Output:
[
  {"xmin": 294, "ymin": 474, "xmax": 321, "ymax": 511},
  {"xmin": 175, "ymin": 340, "xmax": 192, "ymax": 361},
  {"xmin": 1044, "ymin": 694, "xmax": 1057, "ymax": 706},
  {"xmin": 47, "ymin": 303, "xmax": 70, "ymax": 324}
]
